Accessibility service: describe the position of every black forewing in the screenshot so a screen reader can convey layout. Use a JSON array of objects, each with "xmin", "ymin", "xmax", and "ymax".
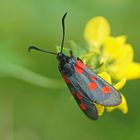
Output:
[
  {"xmin": 67, "ymin": 61, "xmax": 122, "ymax": 107},
  {"xmin": 83, "ymin": 68, "xmax": 122, "ymax": 106},
  {"xmin": 67, "ymin": 82, "xmax": 98, "ymax": 120}
]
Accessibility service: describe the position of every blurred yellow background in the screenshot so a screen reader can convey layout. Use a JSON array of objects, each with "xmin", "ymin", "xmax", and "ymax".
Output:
[{"xmin": 0, "ymin": 0, "xmax": 140, "ymax": 140}]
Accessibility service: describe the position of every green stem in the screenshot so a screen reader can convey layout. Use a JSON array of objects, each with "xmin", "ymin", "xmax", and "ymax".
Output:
[{"xmin": 0, "ymin": 63, "xmax": 65, "ymax": 89}]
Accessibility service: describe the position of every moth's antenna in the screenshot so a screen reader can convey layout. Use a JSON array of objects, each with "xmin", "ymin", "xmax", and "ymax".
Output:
[
  {"xmin": 61, "ymin": 12, "xmax": 67, "ymax": 53},
  {"xmin": 29, "ymin": 13, "xmax": 67, "ymax": 55},
  {"xmin": 28, "ymin": 46, "xmax": 57, "ymax": 55}
]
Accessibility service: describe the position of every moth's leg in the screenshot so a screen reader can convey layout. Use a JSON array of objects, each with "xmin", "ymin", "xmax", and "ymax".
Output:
[
  {"xmin": 77, "ymin": 57, "xmax": 84, "ymax": 63},
  {"xmin": 95, "ymin": 62, "xmax": 104, "ymax": 69},
  {"xmin": 91, "ymin": 62, "xmax": 104, "ymax": 72},
  {"xmin": 89, "ymin": 62, "xmax": 104, "ymax": 72},
  {"xmin": 70, "ymin": 50, "xmax": 74, "ymax": 58}
]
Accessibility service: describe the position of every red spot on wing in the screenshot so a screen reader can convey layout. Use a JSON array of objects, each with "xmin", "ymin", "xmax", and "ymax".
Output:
[
  {"xmin": 74, "ymin": 65, "xmax": 84, "ymax": 74},
  {"xmin": 101, "ymin": 86, "xmax": 111, "ymax": 94},
  {"xmin": 88, "ymin": 82, "xmax": 97, "ymax": 91},
  {"xmin": 80, "ymin": 103, "xmax": 88, "ymax": 110},
  {"xmin": 91, "ymin": 76, "xmax": 96, "ymax": 81},
  {"xmin": 62, "ymin": 75, "xmax": 70, "ymax": 84},
  {"xmin": 74, "ymin": 60, "xmax": 87, "ymax": 74},
  {"xmin": 76, "ymin": 60, "xmax": 87, "ymax": 68},
  {"xmin": 76, "ymin": 93, "xmax": 83, "ymax": 99}
]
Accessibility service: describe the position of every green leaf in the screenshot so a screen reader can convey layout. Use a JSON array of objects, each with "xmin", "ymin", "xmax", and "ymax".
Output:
[{"xmin": 70, "ymin": 41, "xmax": 86, "ymax": 57}]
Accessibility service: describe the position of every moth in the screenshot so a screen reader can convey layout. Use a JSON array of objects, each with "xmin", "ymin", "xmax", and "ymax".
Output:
[{"xmin": 28, "ymin": 13, "xmax": 122, "ymax": 120}]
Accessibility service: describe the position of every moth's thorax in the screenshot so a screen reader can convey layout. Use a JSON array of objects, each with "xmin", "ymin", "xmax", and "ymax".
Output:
[{"xmin": 57, "ymin": 52, "xmax": 75, "ymax": 77}]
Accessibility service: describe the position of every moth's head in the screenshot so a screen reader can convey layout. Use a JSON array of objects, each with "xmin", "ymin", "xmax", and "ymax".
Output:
[{"xmin": 57, "ymin": 52, "xmax": 69, "ymax": 65}]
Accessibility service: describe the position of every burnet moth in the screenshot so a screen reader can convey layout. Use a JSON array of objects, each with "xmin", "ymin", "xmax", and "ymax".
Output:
[{"xmin": 28, "ymin": 13, "xmax": 122, "ymax": 120}]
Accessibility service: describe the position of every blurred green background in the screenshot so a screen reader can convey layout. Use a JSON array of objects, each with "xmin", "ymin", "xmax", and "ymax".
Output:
[{"xmin": 0, "ymin": 0, "xmax": 140, "ymax": 140}]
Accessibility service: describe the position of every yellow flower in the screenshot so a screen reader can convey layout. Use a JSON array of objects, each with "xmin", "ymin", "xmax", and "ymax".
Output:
[
  {"xmin": 94, "ymin": 72, "xmax": 128, "ymax": 116},
  {"xmin": 84, "ymin": 16, "xmax": 110, "ymax": 49},
  {"xmin": 84, "ymin": 16, "xmax": 140, "ymax": 80}
]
